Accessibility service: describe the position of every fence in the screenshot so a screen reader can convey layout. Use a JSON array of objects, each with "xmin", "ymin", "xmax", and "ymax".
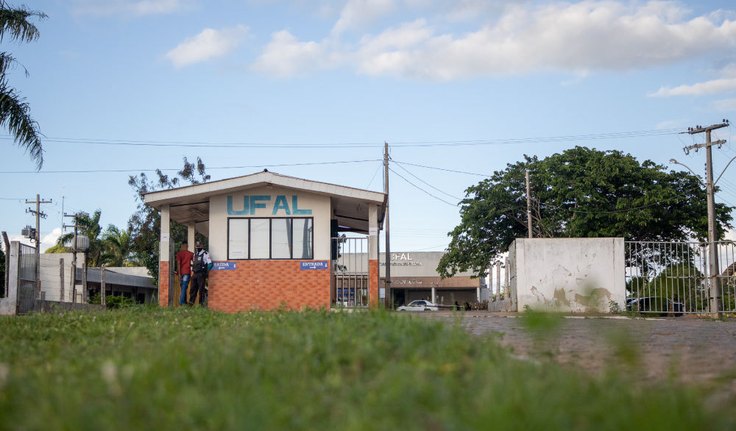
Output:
[
  {"xmin": 625, "ymin": 241, "xmax": 736, "ymax": 315},
  {"xmin": 333, "ymin": 236, "xmax": 369, "ymax": 308},
  {"xmin": 17, "ymin": 243, "xmax": 38, "ymax": 314}
]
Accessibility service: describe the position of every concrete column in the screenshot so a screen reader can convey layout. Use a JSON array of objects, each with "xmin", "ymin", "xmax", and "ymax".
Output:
[
  {"xmin": 0, "ymin": 242, "xmax": 20, "ymax": 315},
  {"xmin": 431, "ymin": 287, "xmax": 436, "ymax": 303},
  {"xmin": 188, "ymin": 224, "xmax": 196, "ymax": 249},
  {"xmin": 368, "ymin": 204, "xmax": 379, "ymax": 307},
  {"xmin": 159, "ymin": 205, "xmax": 171, "ymax": 307},
  {"xmin": 160, "ymin": 205, "xmax": 171, "ymax": 261},
  {"xmin": 477, "ymin": 287, "xmax": 481, "ymax": 302}
]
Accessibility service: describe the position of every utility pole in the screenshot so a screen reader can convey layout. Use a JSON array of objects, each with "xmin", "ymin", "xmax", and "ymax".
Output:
[
  {"xmin": 25, "ymin": 194, "xmax": 52, "ymax": 299},
  {"xmin": 63, "ymin": 213, "xmax": 79, "ymax": 303},
  {"xmin": 383, "ymin": 142, "xmax": 392, "ymax": 308},
  {"xmin": 684, "ymin": 120, "xmax": 729, "ymax": 315},
  {"xmin": 525, "ymin": 170, "xmax": 533, "ymax": 239}
]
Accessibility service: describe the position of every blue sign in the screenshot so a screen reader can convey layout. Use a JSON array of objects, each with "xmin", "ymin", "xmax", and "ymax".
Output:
[
  {"xmin": 227, "ymin": 194, "xmax": 312, "ymax": 216},
  {"xmin": 300, "ymin": 261, "xmax": 329, "ymax": 271},
  {"xmin": 212, "ymin": 262, "xmax": 237, "ymax": 271}
]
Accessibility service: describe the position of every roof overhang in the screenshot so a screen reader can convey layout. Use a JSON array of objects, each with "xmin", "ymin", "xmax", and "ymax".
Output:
[{"xmin": 144, "ymin": 171, "xmax": 387, "ymax": 233}]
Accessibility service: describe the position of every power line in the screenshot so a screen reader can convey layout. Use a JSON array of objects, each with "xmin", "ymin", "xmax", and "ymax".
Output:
[
  {"xmin": 389, "ymin": 167, "xmax": 458, "ymax": 207},
  {"xmin": 392, "ymin": 160, "xmax": 491, "ymax": 177},
  {"xmin": 393, "ymin": 161, "xmax": 463, "ymax": 201},
  {"xmin": 0, "ymin": 127, "xmax": 683, "ymax": 149},
  {"xmin": 0, "ymin": 158, "xmax": 382, "ymax": 174}
]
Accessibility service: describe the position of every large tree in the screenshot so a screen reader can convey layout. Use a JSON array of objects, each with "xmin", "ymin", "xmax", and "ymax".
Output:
[
  {"xmin": 438, "ymin": 146, "xmax": 733, "ymax": 277},
  {"xmin": 0, "ymin": 3, "xmax": 46, "ymax": 169},
  {"xmin": 128, "ymin": 157, "xmax": 210, "ymax": 281}
]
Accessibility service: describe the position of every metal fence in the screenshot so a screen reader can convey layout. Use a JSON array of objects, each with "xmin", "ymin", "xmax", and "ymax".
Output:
[
  {"xmin": 333, "ymin": 236, "xmax": 369, "ymax": 308},
  {"xmin": 17, "ymin": 243, "xmax": 37, "ymax": 314},
  {"xmin": 625, "ymin": 241, "xmax": 736, "ymax": 315}
]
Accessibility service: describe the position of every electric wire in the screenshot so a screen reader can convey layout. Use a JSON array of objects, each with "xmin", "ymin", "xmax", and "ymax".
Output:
[
  {"xmin": 0, "ymin": 127, "xmax": 683, "ymax": 149},
  {"xmin": 0, "ymin": 158, "xmax": 382, "ymax": 174},
  {"xmin": 392, "ymin": 162, "xmax": 462, "ymax": 201},
  {"xmin": 392, "ymin": 160, "xmax": 491, "ymax": 177},
  {"xmin": 388, "ymin": 167, "xmax": 458, "ymax": 207}
]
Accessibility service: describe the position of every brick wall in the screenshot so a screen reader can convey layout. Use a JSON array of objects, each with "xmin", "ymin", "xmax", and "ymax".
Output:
[
  {"xmin": 207, "ymin": 260, "xmax": 331, "ymax": 312},
  {"xmin": 158, "ymin": 261, "xmax": 169, "ymax": 307},
  {"xmin": 369, "ymin": 259, "xmax": 379, "ymax": 307}
]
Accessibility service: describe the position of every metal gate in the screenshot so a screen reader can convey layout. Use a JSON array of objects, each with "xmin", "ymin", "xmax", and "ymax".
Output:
[
  {"xmin": 17, "ymin": 243, "xmax": 37, "ymax": 314},
  {"xmin": 625, "ymin": 241, "xmax": 736, "ymax": 315},
  {"xmin": 333, "ymin": 236, "xmax": 369, "ymax": 308}
]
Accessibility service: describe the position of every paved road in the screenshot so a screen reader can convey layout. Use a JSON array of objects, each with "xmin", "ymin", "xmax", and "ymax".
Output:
[{"xmin": 417, "ymin": 311, "xmax": 736, "ymax": 389}]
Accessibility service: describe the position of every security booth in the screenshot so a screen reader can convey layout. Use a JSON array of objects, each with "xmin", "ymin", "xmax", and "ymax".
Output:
[{"xmin": 143, "ymin": 171, "xmax": 386, "ymax": 312}]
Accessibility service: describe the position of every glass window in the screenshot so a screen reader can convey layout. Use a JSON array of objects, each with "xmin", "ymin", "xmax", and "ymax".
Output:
[
  {"xmin": 271, "ymin": 218, "xmax": 292, "ymax": 259},
  {"xmin": 227, "ymin": 217, "xmax": 313, "ymax": 260},
  {"xmin": 293, "ymin": 218, "xmax": 313, "ymax": 259},
  {"xmin": 250, "ymin": 219, "xmax": 270, "ymax": 259},
  {"xmin": 228, "ymin": 219, "xmax": 249, "ymax": 259}
]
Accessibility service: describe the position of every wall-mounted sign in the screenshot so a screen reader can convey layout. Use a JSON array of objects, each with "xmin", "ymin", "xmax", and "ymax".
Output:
[
  {"xmin": 300, "ymin": 261, "xmax": 329, "ymax": 271},
  {"xmin": 212, "ymin": 262, "xmax": 237, "ymax": 271},
  {"xmin": 227, "ymin": 194, "xmax": 312, "ymax": 216}
]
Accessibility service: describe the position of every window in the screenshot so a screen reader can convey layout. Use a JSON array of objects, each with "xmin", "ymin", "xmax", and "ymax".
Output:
[{"xmin": 228, "ymin": 218, "xmax": 313, "ymax": 260}]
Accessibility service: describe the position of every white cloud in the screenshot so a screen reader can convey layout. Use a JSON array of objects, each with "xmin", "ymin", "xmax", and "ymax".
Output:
[
  {"xmin": 252, "ymin": 1, "xmax": 736, "ymax": 80},
  {"xmin": 73, "ymin": 0, "xmax": 192, "ymax": 16},
  {"xmin": 252, "ymin": 30, "xmax": 334, "ymax": 77},
  {"xmin": 41, "ymin": 228, "xmax": 62, "ymax": 253},
  {"xmin": 650, "ymin": 78, "xmax": 736, "ymax": 97},
  {"xmin": 332, "ymin": 0, "xmax": 396, "ymax": 35},
  {"xmin": 166, "ymin": 25, "xmax": 248, "ymax": 68}
]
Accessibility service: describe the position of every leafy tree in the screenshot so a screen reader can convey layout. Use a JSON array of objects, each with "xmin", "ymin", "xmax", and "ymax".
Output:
[
  {"xmin": 439, "ymin": 146, "xmax": 733, "ymax": 278},
  {"xmin": 0, "ymin": 3, "xmax": 46, "ymax": 169},
  {"xmin": 50, "ymin": 210, "xmax": 104, "ymax": 266},
  {"xmin": 128, "ymin": 157, "xmax": 210, "ymax": 282},
  {"xmin": 100, "ymin": 225, "xmax": 137, "ymax": 267}
]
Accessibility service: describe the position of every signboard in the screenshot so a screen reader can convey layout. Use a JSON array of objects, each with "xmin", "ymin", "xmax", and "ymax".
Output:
[
  {"xmin": 300, "ymin": 261, "xmax": 329, "ymax": 271},
  {"xmin": 212, "ymin": 262, "xmax": 237, "ymax": 271}
]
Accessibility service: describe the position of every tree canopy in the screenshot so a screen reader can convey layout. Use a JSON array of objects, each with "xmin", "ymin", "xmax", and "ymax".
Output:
[
  {"xmin": 128, "ymin": 157, "xmax": 210, "ymax": 281},
  {"xmin": 0, "ymin": 3, "xmax": 46, "ymax": 169},
  {"xmin": 438, "ymin": 146, "xmax": 733, "ymax": 278}
]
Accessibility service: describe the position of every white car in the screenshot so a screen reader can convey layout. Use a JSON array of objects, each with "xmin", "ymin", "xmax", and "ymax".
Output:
[{"xmin": 396, "ymin": 300, "xmax": 439, "ymax": 312}]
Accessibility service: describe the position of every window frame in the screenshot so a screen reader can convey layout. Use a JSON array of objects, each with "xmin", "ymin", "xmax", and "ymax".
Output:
[{"xmin": 227, "ymin": 217, "xmax": 314, "ymax": 260}]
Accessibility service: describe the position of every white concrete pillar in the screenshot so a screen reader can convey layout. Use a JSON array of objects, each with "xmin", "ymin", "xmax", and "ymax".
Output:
[
  {"xmin": 431, "ymin": 287, "xmax": 436, "ymax": 304},
  {"xmin": 188, "ymin": 224, "xmax": 196, "ymax": 249},
  {"xmin": 160, "ymin": 205, "xmax": 171, "ymax": 262},
  {"xmin": 368, "ymin": 205, "xmax": 378, "ymax": 261}
]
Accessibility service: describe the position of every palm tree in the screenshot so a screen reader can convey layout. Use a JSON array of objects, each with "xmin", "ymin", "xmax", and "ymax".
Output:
[
  {"xmin": 0, "ymin": 3, "xmax": 46, "ymax": 169},
  {"xmin": 101, "ymin": 225, "xmax": 138, "ymax": 267}
]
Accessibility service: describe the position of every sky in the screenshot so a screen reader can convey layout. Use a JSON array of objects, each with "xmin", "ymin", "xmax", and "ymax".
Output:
[{"xmin": 2, "ymin": 0, "xmax": 736, "ymax": 254}]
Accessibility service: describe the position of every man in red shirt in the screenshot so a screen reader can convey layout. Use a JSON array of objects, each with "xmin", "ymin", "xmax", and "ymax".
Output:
[{"xmin": 174, "ymin": 242, "xmax": 194, "ymax": 305}]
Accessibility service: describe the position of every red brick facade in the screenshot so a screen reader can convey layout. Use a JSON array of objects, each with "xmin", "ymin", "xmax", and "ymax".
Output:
[
  {"xmin": 207, "ymin": 260, "xmax": 332, "ymax": 312},
  {"xmin": 158, "ymin": 261, "xmax": 170, "ymax": 307},
  {"xmin": 369, "ymin": 259, "xmax": 379, "ymax": 307}
]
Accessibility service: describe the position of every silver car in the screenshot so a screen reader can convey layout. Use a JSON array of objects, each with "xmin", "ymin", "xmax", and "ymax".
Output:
[{"xmin": 397, "ymin": 300, "xmax": 439, "ymax": 312}]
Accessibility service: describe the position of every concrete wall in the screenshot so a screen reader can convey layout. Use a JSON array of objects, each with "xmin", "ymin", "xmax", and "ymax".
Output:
[{"xmin": 508, "ymin": 238, "xmax": 626, "ymax": 313}]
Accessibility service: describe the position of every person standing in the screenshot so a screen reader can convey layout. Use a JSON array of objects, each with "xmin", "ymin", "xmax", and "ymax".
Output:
[
  {"xmin": 190, "ymin": 241, "xmax": 212, "ymax": 306},
  {"xmin": 174, "ymin": 242, "xmax": 194, "ymax": 306}
]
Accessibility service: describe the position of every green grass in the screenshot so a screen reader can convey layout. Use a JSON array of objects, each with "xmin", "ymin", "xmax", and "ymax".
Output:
[{"xmin": 0, "ymin": 307, "xmax": 733, "ymax": 430}]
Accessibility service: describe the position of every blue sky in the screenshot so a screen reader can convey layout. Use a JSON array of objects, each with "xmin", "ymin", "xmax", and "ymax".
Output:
[{"xmin": 2, "ymin": 0, "xmax": 736, "ymax": 252}]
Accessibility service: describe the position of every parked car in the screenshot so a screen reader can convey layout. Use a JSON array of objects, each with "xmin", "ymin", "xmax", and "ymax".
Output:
[
  {"xmin": 397, "ymin": 300, "xmax": 439, "ymax": 312},
  {"xmin": 626, "ymin": 297, "xmax": 684, "ymax": 316}
]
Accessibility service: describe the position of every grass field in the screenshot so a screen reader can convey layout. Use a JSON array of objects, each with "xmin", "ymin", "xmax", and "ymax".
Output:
[{"xmin": 0, "ymin": 307, "xmax": 733, "ymax": 430}]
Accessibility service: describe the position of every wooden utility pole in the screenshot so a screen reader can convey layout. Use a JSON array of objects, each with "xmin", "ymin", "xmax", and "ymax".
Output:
[
  {"xmin": 525, "ymin": 170, "xmax": 533, "ymax": 238},
  {"xmin": 685, "ymin": 120, "xmax": 729, "ymax": 315},
  {"xmin": 383, "ymin": 142, "xmax": 391, "ymax": 308},
  {"xmin": 25, "ymin": 194, "xmax": 52, "ymax": 299}
]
